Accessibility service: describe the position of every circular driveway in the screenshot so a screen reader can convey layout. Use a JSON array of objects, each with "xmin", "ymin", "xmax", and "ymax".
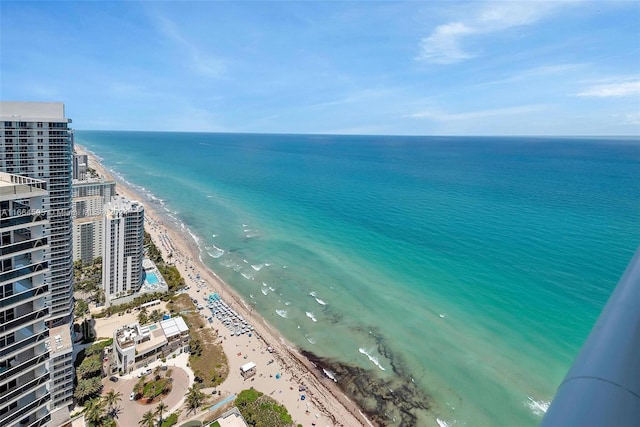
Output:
[{"xmin": 101, "ymin": 366, "xmax": 190, "ymax": 426}]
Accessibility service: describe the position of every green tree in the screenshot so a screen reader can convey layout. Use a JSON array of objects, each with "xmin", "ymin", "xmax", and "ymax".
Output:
[
  {"xmin": 104, "ymin": 389, "xmax": 122, "ymax": 411},
  {"xmin": 138, "ymin": 410, "xmax": 156, "ymax": 427},
  {"xmin": 75, "ymin": 299, "xmax": 89, "ymax": 318},
  {"xmin": 84, "ymin": 397, "xmax": 107, "ymax": 426},
  {"xmin": 153, "ymin": 365, "xmax": 162, "ymax": 381},
  {"xmin": 185, "ymin": 384, "xmax": 205, "ymax": 415},
  {"xmin": 149, "ymin": 309, "xmax": 163, "ymax": 323},
  {"xmin": 155, "ymin": 401, "xmax": 168, "ymax": 425},
  {"xmin": 74, "ymin": 377, "xmax": 103, "ymax": 403},
  {"xmin": 133, "ymin": 378, "xmax": 145, "ymax": 399},
  {"xmin": 77, "ymin": 355, "xmax": 102, "ymax": 379},
  {"xmin": 138, "ymin": 307, "xmax": 148, "ymax": 325}
]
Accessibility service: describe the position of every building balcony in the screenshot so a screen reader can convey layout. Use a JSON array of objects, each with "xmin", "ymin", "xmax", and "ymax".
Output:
[
  {"xmin": 0, "ymin": 306, "xmax": 49, "ymax": 336},
  {"xmin": 0, "ymin": 237, "xmax": 48, "ymax": 257},
  {"xmin": 2, "ymin": 372, "xmax": 49, "ymax": 408},
  {"xmin": 0, "ymin": 391, "xmax": 50, "ymax": 426},
  {"xmin": 0, "ymin": 351, "xmax": 49, "ymax": 383},
  {"xmin": 0, "ymin": 261, "xmax": 48, "ymax": 285},
  {"xmin": 0, "ymin": 330, "xmax": 48, "ymax": 361},
  {"xmin": 0, "ymin": 283, "xmax": 49, "ymax": 311}
]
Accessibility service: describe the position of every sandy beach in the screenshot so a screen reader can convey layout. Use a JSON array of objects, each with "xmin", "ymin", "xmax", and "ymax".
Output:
[{"xmin": 77, "ymin": 145, "xmax": 370, "ymax": 427}]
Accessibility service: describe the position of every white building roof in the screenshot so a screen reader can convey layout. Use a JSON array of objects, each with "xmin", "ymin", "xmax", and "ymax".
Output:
[
  {"xmin": 160, "ymin": 316, "xmax": 188, "ymax": 338},
  {"xmin": 0, "ymin": 101, "xmax": 67, "ymax": 120},
  {"xmin": 240, "ymin": 362, "xmax": 256, "ymax": 372}
]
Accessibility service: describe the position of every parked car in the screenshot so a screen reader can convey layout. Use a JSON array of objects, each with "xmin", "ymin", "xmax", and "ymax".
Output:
[
  {"xmin": 160, "ymin": 365, "xmax": 168, "ymax": 371},
  {"xmin": 109, "ymin": 376, "xmax": 118, "ymax": 382},
  {"xmin": 137, "ymin": 368, "xmax": 152, "ymax": 378},
  {"xmin": 130, "ymin": 392, "xmax": 135, "ymax": 401}
]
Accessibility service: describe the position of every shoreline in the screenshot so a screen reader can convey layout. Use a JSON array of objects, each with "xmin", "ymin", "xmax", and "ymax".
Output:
[{"xmin": 76, "ymin": 144, "xmax": 371, "ymax": 426}]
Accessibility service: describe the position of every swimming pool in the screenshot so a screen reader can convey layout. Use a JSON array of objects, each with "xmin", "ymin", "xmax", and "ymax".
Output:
[{"xmin": 146, "ymin": 272, "xmax": 159, "ymax": 284}]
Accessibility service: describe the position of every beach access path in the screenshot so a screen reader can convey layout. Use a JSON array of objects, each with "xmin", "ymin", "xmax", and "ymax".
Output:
[{"xmin": 77, "ymin": 145, "xmax": 370, "ymax": 427}]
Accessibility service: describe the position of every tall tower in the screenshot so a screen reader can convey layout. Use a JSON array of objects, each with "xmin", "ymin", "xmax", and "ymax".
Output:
[
  {"xmin": 1, "ymin": 102, "xmax": 75, "ymax": 413},
  {"xmin": 0, "ymin": 172, "xmax": 52, "ymax": 427},
  {"xmin": 72, "ymin": 178, "xmax": 116, "ymax": 263},
  {"xmin": 102, "ymin": 196, "xmax": 144, "ymax": 306}
]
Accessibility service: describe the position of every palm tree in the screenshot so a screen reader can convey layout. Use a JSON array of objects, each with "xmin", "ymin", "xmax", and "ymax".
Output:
[
  {"xmin": 149, "ymin": 309, "xmax": 163, "ymax": 323},
  {"xmin": 133, "ymin": 378, "xmax": 145, "ymax": 399},
  {"xmin": 103, "ymin": 389, "xmax": 122, "ymax": 410},
  {"xmin": 107, "ymin": 404, "xmax": 122, "ymax": 420},
  {"xmin": 165, "ymin": 368, "xmax": 173, "ymax": 382},
  {"xmin": 138, "ymin": 307, "xmax": 148, "ymax": 325},
  {"xmin": 85, "ymin": 397, "xmax": 107, "ymax": 426},
  {"xmin": 155, "ymin": 401, "xmax": 168, "ymax": 425},
  {"xmin": 185, "ymin": 384, "xmax": 205, "ymax": 415},
  {"xmin": 153, "ymin": 365, "xmax": 162, "ymax": 381},
  {"xmin": 138, "ymin": 410, "xmax": 156, "ymax": 427}
]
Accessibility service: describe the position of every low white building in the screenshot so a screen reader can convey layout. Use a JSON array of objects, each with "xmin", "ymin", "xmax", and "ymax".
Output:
[
  {"xmin": 111, "ymin": 317, "xmax": 189, "ymax": 374},
  {"xmin": 240, "ymin": 361, "xmax": 256, "ymax": 379}
]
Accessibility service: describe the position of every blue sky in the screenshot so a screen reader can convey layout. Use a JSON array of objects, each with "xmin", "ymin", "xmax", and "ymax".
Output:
[{"xmin": 1, "ymin": 1, "xmax": 639, "ymax": 135}]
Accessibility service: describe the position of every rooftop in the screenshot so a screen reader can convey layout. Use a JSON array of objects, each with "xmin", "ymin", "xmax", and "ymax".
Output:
[
  {"xmin": 0, "ymin": 172, "xmax": 47, "ymax": 198},
  {"xmin": 136, "ymin": 327, "xmax": 167, "ymax": 355},
  {"xmin": 105, "ymin": 196, "xmax": 144, "ymax": 217},
  {"xmin": 0, "ymin": 101, "xmax": 67, "ymax": 121},
  {"xmin": 72, "ymin": 177, "xmax": 116, "ymax": 186},
  {"xmin": 115, "ymin": 324, "xmax": 141, "ymax": 349},
  {"xmin": 48, "ymin": 325, "xmax": 72, "ymax": 355},
  {"xmin": 211, "ymin": 408, "xmax": 249, "ymax": 427},
  {"xmin": 160, "ymin": 317, "xmax": 189, "ymax": 338}
]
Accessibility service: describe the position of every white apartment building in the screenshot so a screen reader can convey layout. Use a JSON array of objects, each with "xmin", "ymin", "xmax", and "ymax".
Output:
[
  {"xmin": 0, "ymin": 172, "xmax": 51, "ymax": 427},
  {"xmin": 1, "ymin": 102, "xmax": 75, "ymax": 414},
  {"xmin": 110, "ymin": 317, "xmax": 189, "ymax": 374},
  {"xmin": 72, "ymin": 154, "xmax": 87, "ymax": 180},
  {"xmin": 72, "ymin": 178, "xmax": 116, "ymax": 263},
  {"xmin": 102, "ymin": 197, "xmax": 144, "ymax": 306}
]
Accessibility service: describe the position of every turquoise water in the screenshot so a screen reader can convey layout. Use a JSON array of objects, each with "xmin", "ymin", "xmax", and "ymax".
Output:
[
  {"xmin": 145, "ymin": 272, "xmax": 159, "ymax": 284},
  {"xmin": 76, "ymin": 131, "xmax": 639, "ymax": 426}
]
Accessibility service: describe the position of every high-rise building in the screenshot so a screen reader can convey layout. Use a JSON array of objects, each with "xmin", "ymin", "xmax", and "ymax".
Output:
[
  {"xmin": 102, "ymin": 196, "xmax": 144, "ymax": 306},
  {"xmin": 72, "ymin": 154, "xmax": 87, "ymax": 180},
  {"xmin": 0, "ymin": 102, "xmax": 74, "ymax": 324},
  {"xmin": 1, "ymin": 102, "xmax": 75, "ymax": 414},
  {"xmin": 0, "ymin": 172, "xmax": 52, "ymax": 427},
  {"xmin": 72, "ymin": 178, "xmax": 116, "ymax": 263}
]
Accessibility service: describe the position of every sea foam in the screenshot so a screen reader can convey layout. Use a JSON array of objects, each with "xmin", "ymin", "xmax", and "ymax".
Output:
[
  {"xmin": 306, "ymin": 311, "xmax": 317, "ymax": 322},
  {"xmin": 526, "ymin": 397, "xmax": 549, "ymax": 416},
  {"xmin": 276, "ymin": 309, "xmax": 288, "ymax": 318},
  {"xmin": 359, "ymin": 348, "xmax": 386, "ymax": 371},
  {"xmin": 205, "ymin": 244, "xmax": 225, "ymax": 259}
]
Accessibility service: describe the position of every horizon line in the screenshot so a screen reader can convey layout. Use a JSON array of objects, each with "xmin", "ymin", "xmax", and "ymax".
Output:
[{"xmin": 73, "ymin": 129, "xmax": 640, "ymax": 139}]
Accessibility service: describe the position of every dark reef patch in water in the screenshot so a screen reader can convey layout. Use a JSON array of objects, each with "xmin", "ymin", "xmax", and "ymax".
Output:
[{"xmin": 301, "ymin": 337, "xmax": 431, "ymax": 426}]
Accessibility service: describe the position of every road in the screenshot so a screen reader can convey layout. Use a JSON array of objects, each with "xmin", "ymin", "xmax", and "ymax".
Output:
[{"xmin": 101, "ymin": 365, "xmax": 190, "ymax": 426}]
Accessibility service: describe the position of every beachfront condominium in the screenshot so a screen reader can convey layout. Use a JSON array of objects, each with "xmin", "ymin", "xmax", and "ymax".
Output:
[
  {"xmin": 0, "ymin": 172, "xmax": 52, "ymax": 427},
  {"xmin": 72, "ymin": 178, "xmax": 116, "ymax": 263},
  {"xmin": 1, "ymin": 101, "xmax": 76, "ymax": 413},
  {"xmin": 0, "ymin": 102, "xmax": 74, "ymax": 324},
  {"xmin": 72, "ymin": 153, "xmax": 88, "ymax": 180},
  {"xmin": 102, "ymin": 196, "xmax": 144, "ymax": 306}
]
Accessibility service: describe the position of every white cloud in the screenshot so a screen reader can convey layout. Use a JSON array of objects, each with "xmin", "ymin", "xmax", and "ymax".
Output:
[
  {"xmin": 417, "ymin": 22, "xmax": 477, "ymax": 64},
  {"xmin": 417, "ymin": 1, "xmax": 573, "ymax": 64},
  {"xmin": 624, "ymin": 112, "xmax": 640, "ymax": 125},
  {"xmin": 576, "ymin": 80, "xmax": 640, "ymax": 97},
  {"xmin": 408, "ymin": 104, "xmax": 547, "ymax": 121},
  {"xmin": 156, "ymin": 15, "xmax": 225, "ymax": 77},
  {"xmin": 481, "ymin": 63, "xmax": 585, "ymax": 85}
]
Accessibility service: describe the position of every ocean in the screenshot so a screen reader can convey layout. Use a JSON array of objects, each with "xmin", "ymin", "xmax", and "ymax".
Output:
[{"xmin": 75, "ymin": 131, "xmax": 640, "ymax": 426}]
